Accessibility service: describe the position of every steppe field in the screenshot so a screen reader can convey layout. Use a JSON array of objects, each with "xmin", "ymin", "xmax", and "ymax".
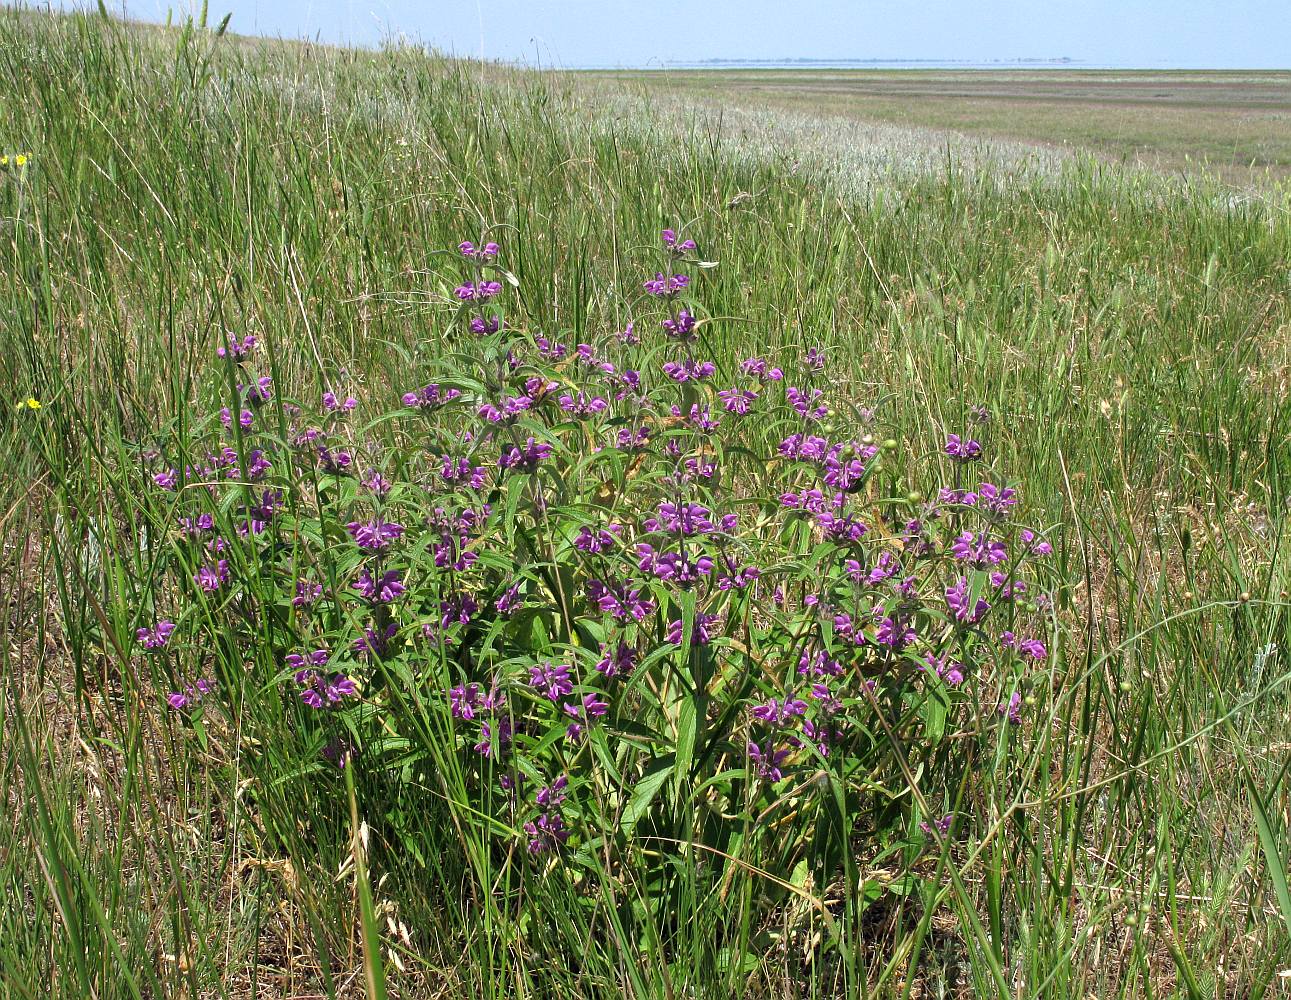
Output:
[{"xmin": 2, "ymin": 9, "xmax": 1291, "ymax": 999}]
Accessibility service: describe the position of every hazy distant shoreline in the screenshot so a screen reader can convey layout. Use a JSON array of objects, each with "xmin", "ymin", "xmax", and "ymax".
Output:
[{"xmin": 570, "ymin": 58, "xmax": 1270, "ymax": 71}]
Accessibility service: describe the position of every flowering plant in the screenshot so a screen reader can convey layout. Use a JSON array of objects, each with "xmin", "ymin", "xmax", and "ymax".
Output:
[{"xmin": 135, "ymin": 226, "xmax": 1058, "ymax": 901}]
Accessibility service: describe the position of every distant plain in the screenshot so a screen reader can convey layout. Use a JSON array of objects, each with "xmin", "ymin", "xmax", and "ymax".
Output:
[{"xmin": 590, "ymin": 69, "xmax": 1291, "ymax": 183}]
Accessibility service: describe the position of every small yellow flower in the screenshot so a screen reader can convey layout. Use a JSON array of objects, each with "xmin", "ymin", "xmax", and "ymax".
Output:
[
  {"xmin": 15, "ymin": 154, "xmax": 27, "ymax": 167},
  {"xmin": 23, "ymin": 397, "xmax": 41, "ymax": 410},
  {"xmin": 0, "ymin": 156, "xmax": 8, "ymax": 167}
]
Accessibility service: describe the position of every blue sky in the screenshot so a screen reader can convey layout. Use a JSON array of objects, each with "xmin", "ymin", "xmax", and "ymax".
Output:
[{"xmin": 80, "ymin": 1, "xmax": 1290, "ymax": 68}]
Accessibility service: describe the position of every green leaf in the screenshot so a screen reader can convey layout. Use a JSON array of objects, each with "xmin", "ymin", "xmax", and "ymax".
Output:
[
  {"xmin": 1246, "ymin": 775, "xmax": 1291, "ymax": 938},
  {"xmin": 622, "ymin": 763, "xmax": 673, "ymax": 832}
]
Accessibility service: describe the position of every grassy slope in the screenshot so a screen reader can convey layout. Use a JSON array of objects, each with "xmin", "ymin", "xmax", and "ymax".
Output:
[
  {"xmin": 593, "ymin": 69, "xmax": 1291, "ymax": 184},
  {"xmin": 2, "ymin": 10, "xmax": 1290, "ymax": 998}
]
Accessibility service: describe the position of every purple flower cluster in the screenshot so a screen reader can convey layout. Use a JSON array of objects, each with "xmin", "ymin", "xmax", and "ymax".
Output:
[
  {"xmin": 137, "ymin": 620, "xmax": 176, "ymax": 650},
  {"xmin": 346, "ymin": 518, "xmax": 405, "ymax": 552},
  {"xmin": 945, "ymin": 434, "xmax": 983, "ymax": 462},
  {"xmin": 216, "ymin": 332, "xmax": 256, "ymax": 360},
  {"xmin": 498, "ymin": 437, "xmax": 552, "ymax": 473},
  {"xmin": 643, "ymin": 272, "xmax": 690, "ymax": 297},
  {"xmin": 661, "ymin": 228, "xmax": 696, "ymax": 254},
  {"xmin": 290, "ymin": 649, "xmax": 358, "ymax": 708},
  {"xmin": 402, "ymin": 384, "xmax": 462, "ymax": 409},
  {"xmin": 141, "ymin": 230, "xmax": 1062, "ymax": 872},
  {"xmin": 167, "ymin": 677, "xmax": 214, "ymax": 710}
]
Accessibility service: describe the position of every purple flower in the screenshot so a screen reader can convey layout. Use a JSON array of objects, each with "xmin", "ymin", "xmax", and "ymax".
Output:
[
  {"xmin": 353, "ymin": 567, "xmax": 405, "ymax": 603},
  {"xmin": 810, "ymin": 682, "xmax": 842, "ymax": 714},
  {"xmin": 798, "ymin": 648, "xmax": 844, "ymax": 677},
  {"xmin": 470, "ymin": 314, "xmax": 503, "ymax": 334},
  {"xmin": 474, "ymin": 717, "xmax": 514, "ymax": 759},
  {"xmin": 574, "ymin": 523, "xmax": 622, "ymax": 554},
  {"xmin": 455, "ymin": 280, "xmax": 503, "ymax": 301},
  {"xmin": 661, "ymin": 309, "xmax": 697, "ymax": 340},
  {"xmin": 194, "ymin": 560, "xmax": 229, "ymax": 592},
  {"xmin": 945, "ymin": 577, "xmax": 990, "ymax": 624},
  {"xmin": 498, "ymin": 437, "xmax": 552, "ymax": 473},
  {"xmin": 823, "ymin": 442, "xmax": 876, "ymax": 491},
  {"xmin": 316, "ymin": 446, "xmax": 352, "ymax": 475},
  {"xmin": 536, "ymin": 775, "xmax": 568, "ymax": 810},
  {"xmin": 815, "ymin": 502, "xmax": 868, "ymax": 544},
  {"xmin": 875, "ymin": 615, "xmax": 915, "ymax": 650},
  {"xmin": 920, "ymin": 814, "xmax": 954, "ymax": 837},
  {"xmin": 781, "ymin": 488, "xmax": 826, "ymax": 514},
  {"xmin": 323, "ymin": 391, "xmax": 358, "ymax": 412},
  {"xmin": 803, "ymin": 347, "xmax": 826, "ymax": 372},
  {"xmin": 1001, "ymin": 631, "xmax": 1047, "ymax": 660},
  {"xmin": 216, "ymin": 333, "xmax": 256, "ymax": 360},
  {"xmin": 479, "ymin": 395, "xmax": 533, "ymax": 423},
  {"xmin": 458, "ymin": 240, "xmax": 499, "ymax": 260},
  {"xmin": 361, "ymin": 468, "xmax": 391, "ymax": 497},
  {"xmin": 643, "ymin": 272, "xmax": 690, "ymax": 297},
  {"xmin": 747, "ymin": 741, "xmax": 789, "ymax": 782},
  {"xmin": 799, "ymin": 718, "xmax": 838, "ymax": 756},
  {"xmin": 167, "ymin": 677, "xmax": 214, "ymax": 710},
  {"xmin": 402, "ymin": 383, "xmax": 462, "ymax": 409},
  {"xmin": 354, "ymin": 623, "xmax": 398, "ymax": 660},
  {"xmin": 588, "ymin": 579, "xmax": 655, "ymax": 623},
  {"xmin": 998, "ymin": 691, "xmax": 1023, "ymax": 724},
  {"xmin": 240, "ymin": 376, "xmax": 273, "ymax": 404},
  {"xmin": 637, "ymin": 544, "xmax": 714, "ymax": 585},
  {"xmin": 951, "ymin": 531, "xmax": 1007, "ymax": 567},
  {"xmin": 614, "ymin": 425, "xmax": 652, "ymax": 451},
  {"xmin": 219, "ymin": 407, "xmax": 255, "ymax": 430},
  {"xmin": 287, "ymin": 649, "xmax": 330, "ymax": 674},
  {"xmin": 523, "ymin": 811, "xmax": 569, "ymax": 853},
  {"xmin": 662, "ymin": 359, "xmax": 716, "ymax": 383},
  {"xmin": 669, "ymin": 402, "xmax": 721, "ymax": 433},
  {"xmin": 535, "ymin": 336, "xmax": 568, "ymax": 359},
  {"xmin": 178, "ymin": 513, "xmax": 214, "ymax": 537},
  {"xmin": 495, "ymin": 581, "xmax": 522, "ymax": 615},
  {"xmin": 741, "ymin": 357, "xmax": 784, "ymax": 382},
  {"xmin": 666, "ymin": 613, "xmax": 720, "ymax": 646},
  {"xmin": 136, "ymin": 620, "xmax": 176, "ymax": 650},
  {"xmin": 718, "ymin": 387, "xmax": 758, "ymax": 414},
  {"xmin": 867, "ymin": 552, "xmax": 898, "ymax": 583},
  {"xmin": 661, "ymin": 228, "xmax": 696, "ymax": 254},
  {"xmin": 645, "ymin": 501, "xmax": 716, "ymax": 537},
  {"xmin": 440, "ymin": 455, "xmax": 488, "ymax": 490},
  {"xmin": 717, "ymin": 556, "xmax": 760, "ymax": 591},
  {"xmin": 292, "ymin": 651, "xmax": 357, "ymax": 708},
  {"xmin": 323, "ymin": 738, "xmax": 354, "ymax": 769},
  {"xmin": 529, "ymin": 660, "xmax": 574, "ymax": 702},
  {"xmin": 939, "ymin": 487, "xmax": 978, "ymax": 506},
  {"xmin": 614, "ymin": 370, "xmax": 643, "ymax": 402},
  {"xmin": 977, "ymin": 482, "xmax": 1017, "ymax": 517},
  {"xmin": 945, "ymin": 434, "xmax": 983, "ymax": 463},
  {"xmin": 346, "ymin": 518, "xmax": 405, "ymax": 552},
  {"xmin": 1021, "ymin": 529, "xmax": 1053, "ymax": 556},
  {"xmin": 154, "ymin": 468, "xmax": 179, "ymax": 491},
  {"xmin": 617, "ymin": 321, "xmax": 638, "ymax": 345},
  {"xmin": 778, "ymin": 433, "xmax": 828, "ymax": 461},
  {"xmin": 438, "ymin": 593, "xmax": 479, "ymax": 628},
  {"xmin": 787, "ymin": 386, "xmax": 828, "ymax": 421},
  {"xmin": 750, "ymin": 697, "xmax": 808, "ymax": 725},
  {"xmin": 559, "ymin": 392, "xmax": 609, "ymax": 417},
  {"xmin": 293, "ymin": 578, "xmax": 323, "ymax": 607},
  {"xmin": 922, "ymin": 652, "xmax": 966, "ymax": 686},
  {"xmin": 563, "ymin": 692, "xmax": 609, "ymax": 721},
  {"xmin": 449, "ymin": 682, "xmax": 483, "ymax": 720},
  {"xmin": 594, "ymin": 640, "xmax": 638, "ymax": 678}
]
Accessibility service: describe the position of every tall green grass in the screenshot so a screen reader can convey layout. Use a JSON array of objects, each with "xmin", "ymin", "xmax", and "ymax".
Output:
[{"xmin": 2, "ymin": 8, "xmax": 1289, "ymax": 998}]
